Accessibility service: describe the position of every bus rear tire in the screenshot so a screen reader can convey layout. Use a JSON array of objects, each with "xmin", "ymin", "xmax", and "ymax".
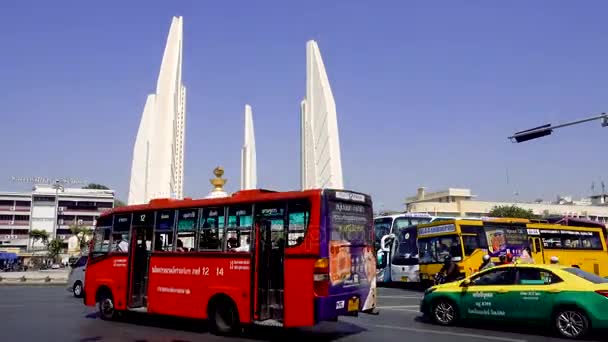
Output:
[{"xmin": 208, "ymin": 296, "xmax": 240, "ymax": 335}]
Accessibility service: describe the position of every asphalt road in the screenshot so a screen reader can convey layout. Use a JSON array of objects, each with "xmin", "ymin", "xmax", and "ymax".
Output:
[{"xmin": 0, "ymin": 285, "xmax": 601, "ymax": 342}]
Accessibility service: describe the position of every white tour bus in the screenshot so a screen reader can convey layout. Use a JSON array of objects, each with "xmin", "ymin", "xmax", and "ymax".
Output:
[{"xmin": 375, "ymin": 213, "xmax": 478, "ymax": 284}]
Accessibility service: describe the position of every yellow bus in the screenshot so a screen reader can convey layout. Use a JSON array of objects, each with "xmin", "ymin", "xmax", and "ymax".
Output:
[{"xmin": 416, "ymin": 218, "xmax": 608, "ymax": 287}]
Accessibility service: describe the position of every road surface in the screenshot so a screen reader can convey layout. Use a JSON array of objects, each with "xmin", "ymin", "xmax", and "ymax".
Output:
[{"xmin": 0, "ymin": 285, "xmax": 600, "ymax": 341}]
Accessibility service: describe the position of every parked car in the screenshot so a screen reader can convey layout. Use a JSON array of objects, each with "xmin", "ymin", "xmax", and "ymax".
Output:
[{"xmin": 67, "ymin": 255, "xmax": 88, "ymax": 298}]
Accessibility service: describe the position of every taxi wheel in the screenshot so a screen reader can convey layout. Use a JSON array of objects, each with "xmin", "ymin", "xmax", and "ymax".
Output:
[
  {"xmin": 431, "ymin": 299, "xmax": 458, "ymax": 326},
  {"xmin": 554, "ymin": 308, "xmax": 589, "ymax": 339}
]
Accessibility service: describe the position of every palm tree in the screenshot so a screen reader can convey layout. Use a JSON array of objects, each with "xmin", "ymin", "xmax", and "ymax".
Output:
[
  {"xmin": 69, "ymin": 224, "xmax": 92, "ymax": 253},
  {"xmin": 47, "ymin": 239, "xmax": 64, "ymax": 263},
  {"xmin": 29, "ymin": 229, "xmax": 49, "ymax": 254}
]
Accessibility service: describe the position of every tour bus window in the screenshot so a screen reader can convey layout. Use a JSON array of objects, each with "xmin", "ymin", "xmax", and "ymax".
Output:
[
  {"xmin": 92, "ymin": 216, "xmax": 112, "ymax": 258},
  {"xmin": 176, "ymin": 209, "xmax": 197, "ymax": 252},
  {"xmin": 199, "ymin": 207, "xmax": 225, "ymax": 251},
  {"xmin": 418, "ymin": 235, "xmax": 463, "ymax": 264},
  {"xmin": 154, "ymin": 210, "xmax": 175, "ymax": 252},
  {"xmin": 288, "ymin": 200, "xmax": 310, "ymax": 246},
  {"xmin": 256, "ymin": 202, "xmax": 287, "ymax": 249},
  {"xmin": 112, "ymin": 214, "xmax": 131, "ymax": 253},
  {"xmin": 541, "ymin": 230, "xmax": 603, "ymax": 250},
  {"xmin": 226, "ymin": 205, "xmax": 253, "ymax": 252}
]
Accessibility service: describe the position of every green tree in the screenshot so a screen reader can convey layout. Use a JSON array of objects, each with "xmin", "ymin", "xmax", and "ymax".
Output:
[
  {"xmin": 82, "ymin": 183, "xmax": 110, "ymax": 190},
  {"xmin": 70, "ymin": 224, "xmax": 92, "ymax": 252},
  {"xmin": 29, "ymin": 229, "xmax": 49, "ymax": 253},
  {"xmin": 488, "ymin": 205, "xmax": 536, "ymax": 219},
  {"xmin": 47, "ymin": 239, "xmax": 64, "ymax": 263},
  {"xmin": 114, "ymin": 199, "xmax": 126, "ymax": 207}
]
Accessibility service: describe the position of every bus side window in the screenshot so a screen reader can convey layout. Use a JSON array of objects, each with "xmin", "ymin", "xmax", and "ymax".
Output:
[
  {"xmin": 199, "ymin": 207, "xmax": 225, "ymax": 251},
  {"xmin": 112, "ymin": 214, "xmax": 131, "ymax": 253},
  {"xmin": 226, "ymin": 205, "xmax": 253, "ymax": 252},
  {"xmin": 255, "ymin": 202, "xmax": 287, "ymax": 249},
  {"xmin": 92, "ymin": 226, "xmax": 111, "ymax": 258},
  {"xmin": 154, "ymin": 210, "xmax": 175, "ymax": 252},
  {"xmin": 287, "ymin": 200, "xmax": 310, "ymax": 247},
  {"xmin": 176, "ymin": 209, "xmax": 198, "ymax": 252}
]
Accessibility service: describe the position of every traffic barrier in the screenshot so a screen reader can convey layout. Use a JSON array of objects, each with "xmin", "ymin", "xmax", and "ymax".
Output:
[{"xmin": 0, "ymin": 275, "xmax": 67, "ymax": 285}]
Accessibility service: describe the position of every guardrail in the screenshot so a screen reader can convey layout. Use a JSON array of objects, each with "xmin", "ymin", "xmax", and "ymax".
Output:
[{"xmin": 0, "ymin": 275, "xmax": 67, "ymax": 284}]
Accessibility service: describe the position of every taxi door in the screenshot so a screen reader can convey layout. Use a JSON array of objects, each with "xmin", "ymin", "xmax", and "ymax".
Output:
[
  {"xmin": 508, "ymin": 267, "xmax": 561, "ymax": 321},
  {"xmin": 460, "ymin": 267, "xmax": 516, "ymax": 320}
]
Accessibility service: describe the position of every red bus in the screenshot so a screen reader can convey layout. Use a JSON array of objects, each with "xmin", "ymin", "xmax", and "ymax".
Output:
[{"xmin": 83, "ymin": 189, "xmax": 377, "ymax": 334}]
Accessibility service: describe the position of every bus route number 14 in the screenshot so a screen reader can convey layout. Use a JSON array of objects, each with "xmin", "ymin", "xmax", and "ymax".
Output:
[{"xmin": 201, "ymin": 267, "xmax": 224, "ymax": 276}]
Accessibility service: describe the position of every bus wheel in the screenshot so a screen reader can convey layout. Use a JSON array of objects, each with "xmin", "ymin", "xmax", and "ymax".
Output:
[
  {"xmin": 97, "ymin": 291, "xmax": 116, "ymax": 321},
  {"xmin": 554, "ymin": 308, "xmax": 589, "ymax": 339},
  {"xmin": 208, "ymin": 297, "xmax": 240, "ymax": 335},
  {"xmin": 431, "ymin": 299, "xmax": 458, "ymax": 326}
]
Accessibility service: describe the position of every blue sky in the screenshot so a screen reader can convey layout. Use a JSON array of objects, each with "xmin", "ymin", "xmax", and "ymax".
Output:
[{"xmin": 1, "ymin": 1, "xmax": 607, "ymax": 210}]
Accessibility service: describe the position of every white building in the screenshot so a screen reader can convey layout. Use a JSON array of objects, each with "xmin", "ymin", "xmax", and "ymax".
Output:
[
  {"xmin": 300, "ymin": 40, "xmax": 344, "ymax": 190},
  {"xmin": 128, "ymin": 16, "xmax": 186, "ymax": 205},
  {"xmin": 405, "ymin": 187, "xmax": 608, "ymax": 224},
  {"xmin": 0, "ymin": 186, "xmax": 114, "ymax": 252}
]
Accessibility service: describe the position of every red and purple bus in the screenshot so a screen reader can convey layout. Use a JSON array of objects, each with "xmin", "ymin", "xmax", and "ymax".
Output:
[{"xmin": 83, "ymin": 189, "xmax": 377, "ymax": 334}]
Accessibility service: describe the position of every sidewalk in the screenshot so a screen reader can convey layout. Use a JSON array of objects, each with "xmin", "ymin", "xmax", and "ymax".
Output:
[{"xmin": 0, "ymin": 269, "xmax": 69, "ymax": 285}]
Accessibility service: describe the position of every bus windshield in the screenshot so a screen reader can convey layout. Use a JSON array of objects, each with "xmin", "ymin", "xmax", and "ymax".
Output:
[
  {"xmin": 392, "ymin": 227, "xmax": 418, "ymax": 265},
  {"xmin": 374, "ymin": 217, "xmax": 393, "ymax": 249},
  {"xmin": 393, "ymin": 217, "xmax": 432, "ymax": 235},
  {"xmin": 418, "ymin": 235, "xmax": 462, "ymax": 264}
]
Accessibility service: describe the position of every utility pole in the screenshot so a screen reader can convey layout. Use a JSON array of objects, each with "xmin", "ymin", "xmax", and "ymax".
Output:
[
  {"xmin": 52, "ymin": 180, "xmax": 65, "ymax": 240},
  {"xmin": 508, "ymin": 113, "xmax": 608, "ymax": 143}
]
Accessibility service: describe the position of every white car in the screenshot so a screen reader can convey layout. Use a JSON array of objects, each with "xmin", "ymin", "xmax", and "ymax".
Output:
[{"xmin": 67, "ymin": 255, "xmax": 88, "ymax": 298}]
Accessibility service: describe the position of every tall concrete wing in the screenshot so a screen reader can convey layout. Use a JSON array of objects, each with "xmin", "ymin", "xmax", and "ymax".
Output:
[
  {"xmin": 128, "ymin": 16, "xmax": 186, "ymax": 205},
  {"xmin": 300, "ymin": 40, "xmax": 344, "ymax": 190},
  {"xmin": 240, "ymin": 105, "xmax": 257, "ymax": 190}
]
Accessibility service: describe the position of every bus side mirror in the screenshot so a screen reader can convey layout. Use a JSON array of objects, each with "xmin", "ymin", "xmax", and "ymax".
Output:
[
  {"xmin": 377, "ymin": 251, "xmax": 387, "ymax": 268},
  {"xmin": 380, "ymin": 234, "xmax": 396, "ymax": 252}
]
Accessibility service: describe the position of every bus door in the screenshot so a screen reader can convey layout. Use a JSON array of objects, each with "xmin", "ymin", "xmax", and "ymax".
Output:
[
  {"xmin": 253, "ymin": 219, "xmax": 285, "ymax": 322},
  {"xmin": 128, "ymin": 212, "xmax": 154, "ymax": 309},
  {"xmin": 528, "ymin": 236, "xmax": 545, "ymax": 264}
]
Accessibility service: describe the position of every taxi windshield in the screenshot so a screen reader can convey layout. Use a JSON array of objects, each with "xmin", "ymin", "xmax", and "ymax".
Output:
[{"xmin": 564, "ymin": 267, "xmax": 608, "ymax": 284}]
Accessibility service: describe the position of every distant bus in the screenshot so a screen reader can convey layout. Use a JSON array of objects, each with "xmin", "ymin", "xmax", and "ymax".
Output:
[
  {"xmin": 375, "ymin": 214, "xmax": 478, "ymax": 284},
  {"xmin": 83, "ymin": 189, "xmax": 377, "ymax": 334},
  {"xmin": 415, "ymin": 218, "xmax": 608, "ymax": 287}
]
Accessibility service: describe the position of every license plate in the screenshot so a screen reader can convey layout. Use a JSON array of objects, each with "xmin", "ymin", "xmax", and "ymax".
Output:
[
  {"xmin": 401, "ymin": 276, "xmax": 408, "ymax": 282},
  {"xmin": 347, "ymin": 298, "xmax": 359, "ymax": 312}
]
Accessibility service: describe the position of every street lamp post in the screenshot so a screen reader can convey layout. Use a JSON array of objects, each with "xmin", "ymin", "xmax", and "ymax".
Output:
[
  {"xmin": 508, "ymin": 113, "xmax": 608, "ymax": 143},
  {"xmin": 52, "ymin": 180, "xmax": 64, "ymax": 240}
]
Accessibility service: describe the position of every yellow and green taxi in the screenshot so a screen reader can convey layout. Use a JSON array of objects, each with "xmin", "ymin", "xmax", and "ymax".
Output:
[{"xmin": 420, "ymin": 264, "xmax": 608, "ymax": 339}]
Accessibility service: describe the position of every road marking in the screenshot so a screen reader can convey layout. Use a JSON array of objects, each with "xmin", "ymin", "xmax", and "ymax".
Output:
[
  {"xmin": 377, "ymin": 305, "xmax": 419, "ymax": 309},
  {"xmin": 0, "ymin": 304, "xmax": 26, "ymax": 308},
  {"xmin": 368, "ymin": 324, "xmax": 527, "ymax": 342}
]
